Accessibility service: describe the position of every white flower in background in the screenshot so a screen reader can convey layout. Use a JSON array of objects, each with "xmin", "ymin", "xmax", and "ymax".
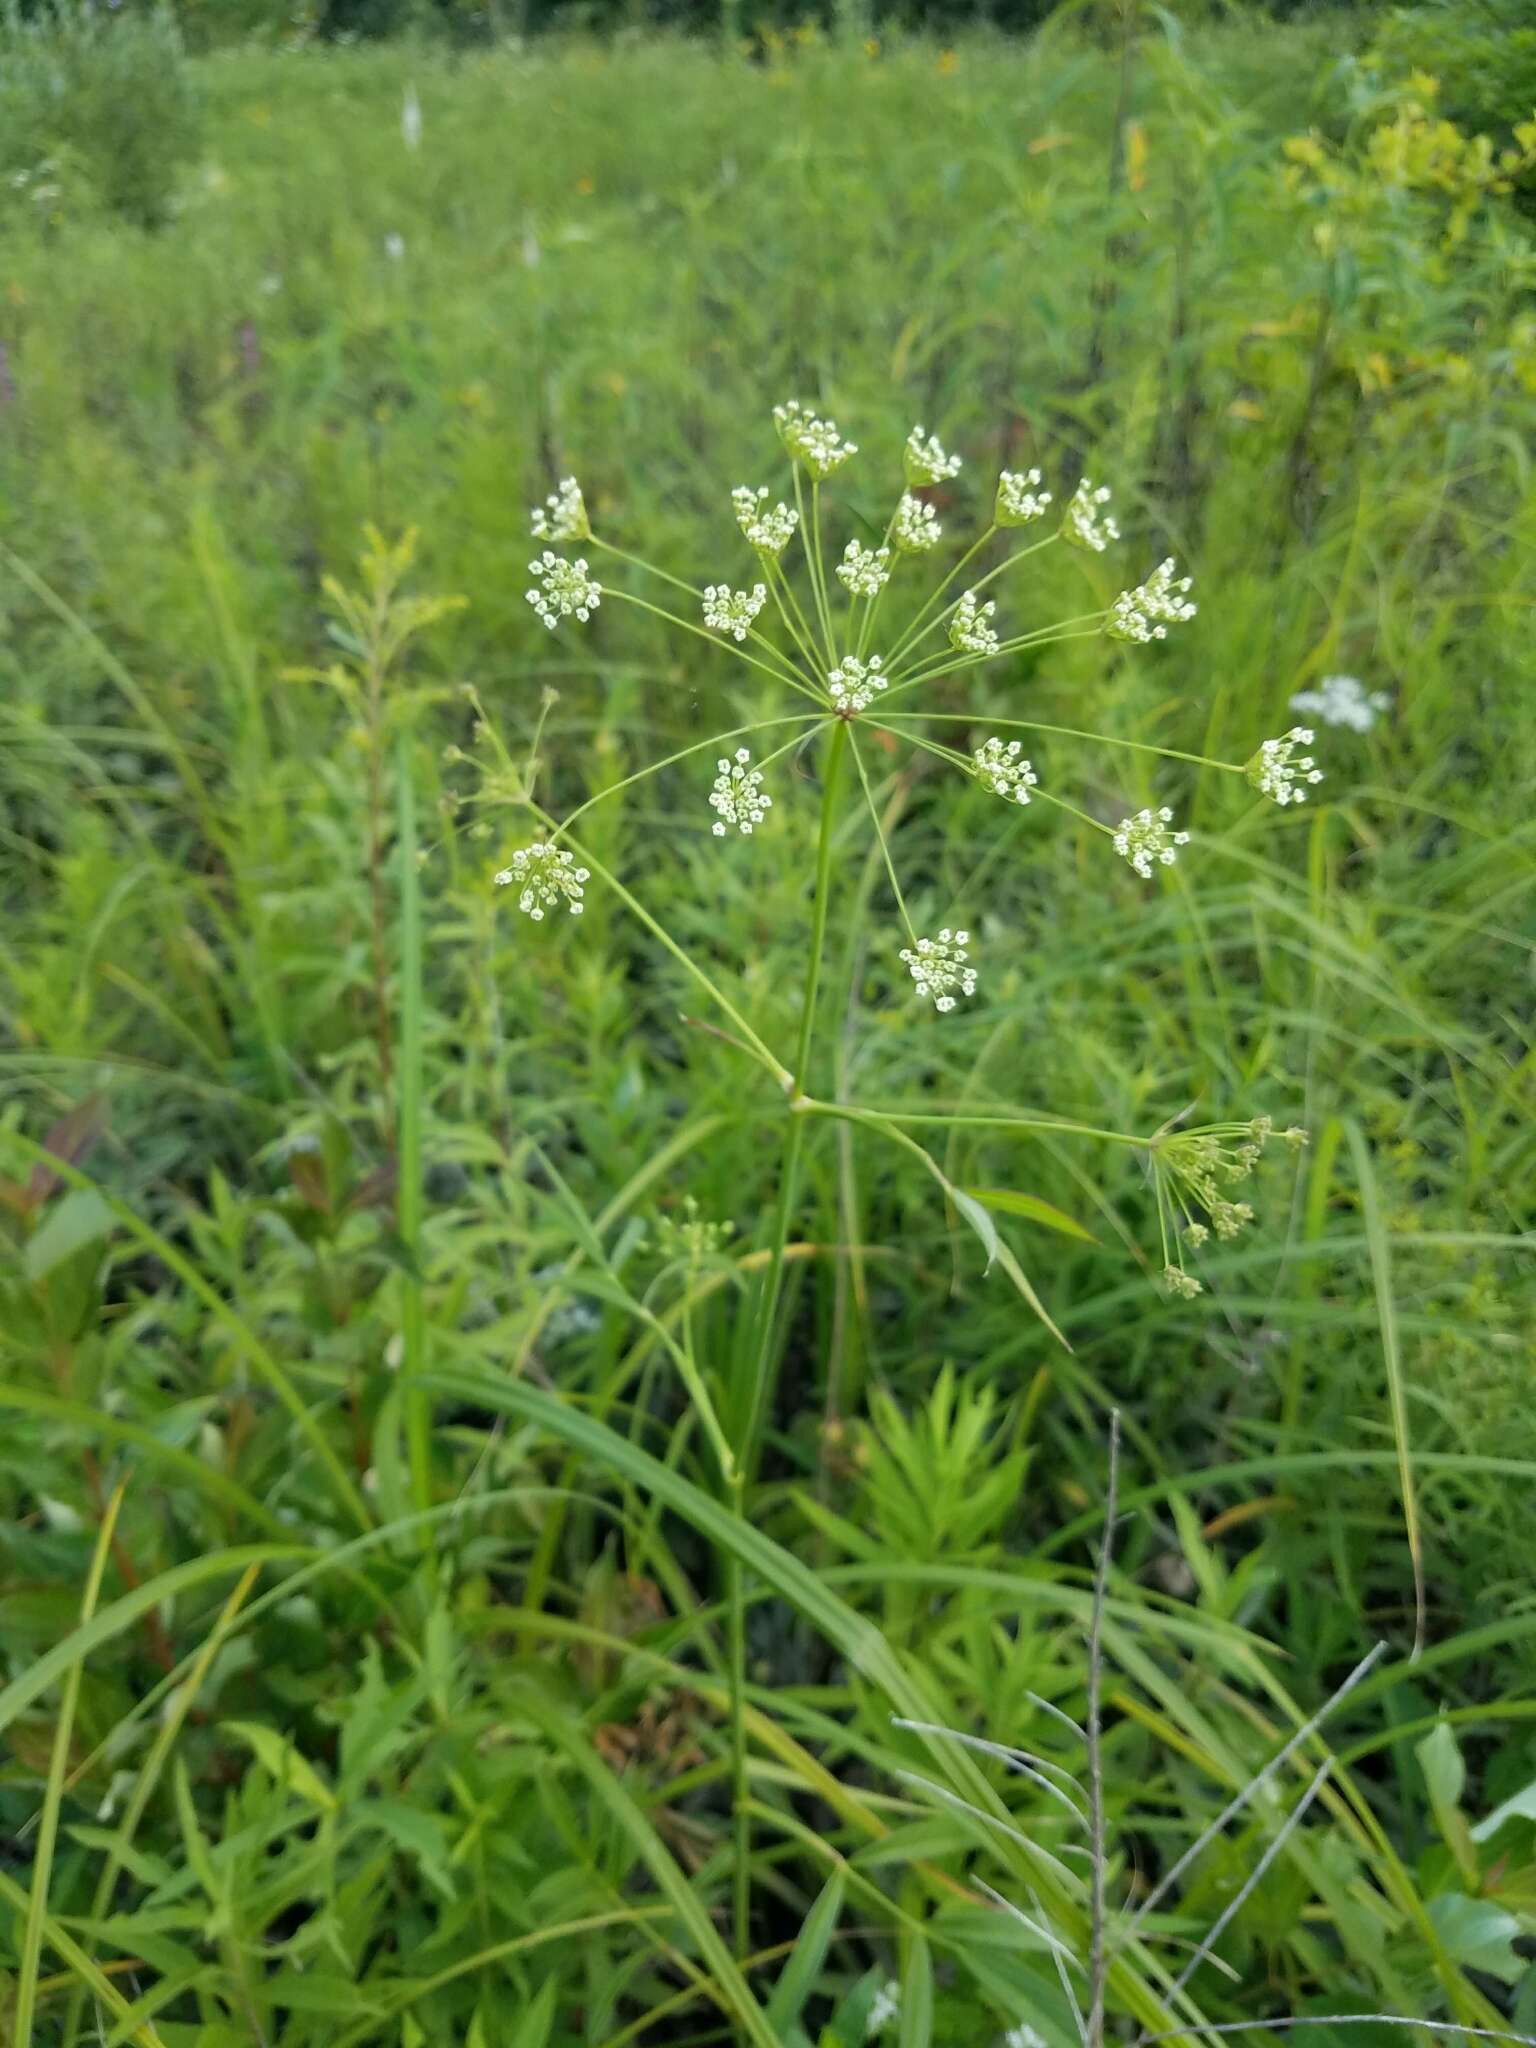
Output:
[
  {"xmin": 973, "ymin": 735, "xmax": 1038, "ymax": 803},
  {"xmin": 525, "ymin": 550, "xmax": 601, "ymax": 629},
  {"xmin": 867, "ymin": 1979, "xmax": 903, "ymax": 2034},
  {"xmin": 383, "ymin": 232, "xmax": 406, "ymax": 262},
  {"xmin": 893, "ymin": 492, "xmax": 941, "ymax": 554},
  {"xmin": 900, "ymin": 928, "xmax": 977, "ymax": 1013},
  {"xmin": 827, "ymin": 653, "xmax": 888, "ymax": 712},
  {"xmin": 702, "ymin": 582, "xmax": 768, "ymax": 641},
  {"xmin": 1247, "ymin": 727, "xmax": 1324, "ymax": 804},
  {"xmin": 949, "ymin": 588, "xmax": 999, "ymax": 654},
  {"xmin": 836, "ymin": 539, "xmax": 892, "ymax": 597},
  {"xmin": 1290, "ymin": 674, "xmax": 1390, "ymax": 732},
  {"xmin": 401, "ymin": 83, "xmax": 422, "ymax": 151},
  {"xmin": 531, "ymin": 476, "xmax": 590, "ymax": 543},
  {"xmin": 1107, "ymin": 557, "xmax": 1197, "ymax": 643},
  {"xmin": 773, "ymin": 399, "xmax": 857, "ymax": 478},
  {"xmin": 1113, "ymin": 805, "xmax": 1190, "ymax": 878},
  {"xmin": 996, "ymin": 467, "xmax": 1052, "ymax": 526},
  {"xmin": 708, "ymin": 747, "xmax": 771, "ymax": 835},
  {"xmin": 904, "ymin": 424, "xmax": 962, "ymax": 485},
  {"xmin": 1061, "ymin": 477, "xmax": 1120, "ymax": 552},
  {"xmin": 732, "ymin": 485, "xmax": 799, "ymax": 557},
  {"xmin": 1004, "ymin": 2027, "xmax": 1048, "ymax": 2048},
  {"xmin": 495, "ymin": 842, "xmax": 589, "ymax": 918}
]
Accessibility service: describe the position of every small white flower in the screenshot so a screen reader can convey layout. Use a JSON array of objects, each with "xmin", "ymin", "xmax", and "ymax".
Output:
[
  {"xmin": 773, "ymin": 399, "xmax": 857, "ymax": 479},
  {"xmin": 531, "ymin": 476, "xmax": 590, "ymax": 543},
  {"xmin": 904, "ymin": 424, "xmax": 962, "ymax": 485},
  {"xmin": 702, "ymin": 582, "xmax": 768, "ymax": 641},
  {"xmin": 893, "ymin": 492, "xmax": 941, "ymax": 554},
  {"xmin": 383, "ymin": 232, "xmax": 406, "ymax": 262},
  {"xmin": 827, "ymin": 653, "xmax": 888, "ymax": 712},
  {"xmin": 1061, "ymin": 477, "xmax": 1120, "ymax": 553},
  {"xmin": 525, "ymin": 550, "xmax": 601, "ymax": 629},
  {"xmin": 973, "ymin": 736, "xmax": 1038, "ymax": 803},
  {"xmin": 1290, "ymin": 674, "xmax": 1390, "ymax": 733},
  {"xmin": 401, "ymin": 83, "xmax": 422, "ymax": 151},
  {"xmin": 1247, "ymin": 727, "xmax": 1324, "ymax": 805},
  {"xmin": 900, "ymin": 928, "xmax": 976, "ymax": 1013},
  {"xmin": 1107, "ymin": 558, "xmax": 1197, "ymax": 643},
  {"xmin": 949, "ymin": 589, "xmax": 999, "ymax": 655},
  {"xmin": 867, "ymin": 1979, "xmax": 902, "ymax": 2034},
  {"xmin": 732, "ymin": 485, "xmax": 799, "ymax": 558},
  {"xmin": 996, "ymin": 468, "xmax": 1052, "ymax": 526},
  {"xmin": 708, "ymin": 747, "xmax": 772, "ymax": 835},
  {"xmin": 1113, "ymin": 806, "xmax": 1190, "ymax": 878},
  {"xmin": 1162, "ymin": 1264, "xmax": 1203, "ymax": 1299},
  {"xmin": 494, "ymin": 841, "xmax": 590, "ymax": 918},
  {"xmin": 836, "ymin": 539, "xmax": 891, "ymax": 597},
  {"xmin": 1004, "ymin": 2028, "xmax": 1049, "ymax": 2048}
]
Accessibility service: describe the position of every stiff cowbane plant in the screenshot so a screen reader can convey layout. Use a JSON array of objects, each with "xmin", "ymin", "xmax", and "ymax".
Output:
[{"xmin": 469, "ymin": 404, "xmax": 1326, "ymax": 1960}]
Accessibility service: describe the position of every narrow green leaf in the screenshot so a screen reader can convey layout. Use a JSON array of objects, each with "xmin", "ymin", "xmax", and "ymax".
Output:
[
  {"xmin": 961, "ymin": 1187, "xmax": 1100, "ymax": 1245},
  {"xmin": 766, "ymin": 1866, "xmax": 846, "ymax": 2029},
  {"xmin": 223, "ymin": 1721, "xmax": 337, "ymax": 1810},
  {"xmin": 899, "ymin": 1934, "xmax": 933, "ymax": 2048},
  {"xmin": 25, "ymin": 1187, "xmax": 114, "ymax": 1281}
]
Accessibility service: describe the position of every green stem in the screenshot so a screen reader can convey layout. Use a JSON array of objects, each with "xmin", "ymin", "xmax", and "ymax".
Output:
[
  {"xmin": 847, "ymin": 731, "xmax": 917, "ymax": 943},
  {"xmin": 767, "ymin": 554, "xmax": 826, "ymax": 678},
  {"xmin": 727, "ymin": 1476, "xmax": 749, "ymax": 1960},
  {"xmin": 396, "ymin": 729, "xmax": 432, "ymax": 1545},
  {"xmin": 881, "ymin": 623, "xmax": 1105, "ymax": 705},
  {"xmin": 527, "ymin": 808, "xmax": 793, "ymax": 1091},
  {"xmin": 554, "ymin": 714, "xmax": 824, "ymax": 836},
  {"xmin": 877, "ymin": 711, "xmax": 1243, "ymax": 774},
  {"xmin": 605, "ymin": 587, "xmax": 821, "ymax": 701},
  {"xmin": 886, "ymin": 523, "xmax": 996, "ymax": 668}
]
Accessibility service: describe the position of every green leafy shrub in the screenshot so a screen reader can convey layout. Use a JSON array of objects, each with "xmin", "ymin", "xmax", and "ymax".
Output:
[
  {"xmin": 1367, "ymin": 0, "xmax": 1536, "ymax": 139},
  {"xmin": 0, "ymin": 0, "xmax": 201, "ymax": 227}
]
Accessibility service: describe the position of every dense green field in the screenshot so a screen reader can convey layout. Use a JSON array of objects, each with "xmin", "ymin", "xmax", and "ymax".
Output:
[{"xmin": 2, "ymin": 16, "xmax": 1535, "ymax": 2046}]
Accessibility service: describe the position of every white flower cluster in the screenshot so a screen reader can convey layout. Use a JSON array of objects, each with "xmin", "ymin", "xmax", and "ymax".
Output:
[
  {"xmin": 836, "ymin": 539, "xmax": 891, "ymax": 597},
  {"xmin": 773, "ymin": 399, "xmax": 857, "ymax": 479},
  {"xmin": 949, "ymin": 588, "xmax": 999, "ymax": 654},
  {"xmin": 827, "ymin": 653, "xmax": 887, "ymax": 712},
  {"xmin": 996, "ymin": 467, "xmax": 1052, "ymax": 526},
  {"xmin": 525, "ymin": 551, "xmax": 601, "ymax": 629},
  {"xmin": 732, "ymin": 485, "xmax": 799, "ymax": 558},
  {"xmin": 1247, "ymin": 727, "xmax": 1324, "ymax": 805},
  {"xmin": 893, "ymin": 492, "xmax": 941, "ymax": 554},
  {"xmin": 973, "ymin": 735, "xmax": 1038, "ymax": 803},
  {"xmin": 900, "ymin": 928, "xmax": 976, "ymax": 1013},
  {"xmin": 708, "ymin": 747, "xmax": 771, "ymax": 835},
  {"xmin": 1113, "ymin": 806, "xmax": 1190, "ymax": 878},
  {"xmin": 702, "ymin": 582, "xmax": 767, "ymax": 641},
  {"xmin": 867, "ymin": 1981, "xmax": 902, "ymax": 2036},
  {"xmin": 1107, "ymin": 558, "xmax": 1197, "ymax": 643},
  {"xmin": 1004, "ymin": 2027, "xmax": 1047, "ymax": 2048},
  {"xmin": 495, "ymin": 841, "xmax": 589, "ymax": 918},
  {"xmin": 1061, "ymin": 477, "xmax": 1120, "ymax": 553},
  {"xmin": 1163, "ymin": 1263, "xmax": 1203, "ymax": 1299},
  {"xmin": 904, "ymin": 424, "xmax": 962, "ymax": 486},
  {"xmin": 1290, "ymin": 674, "xmax": 1390, "ymax": 732},
  {"xmin": 530, "ymin": 476, "xmax": 588, "ymax": 542}
]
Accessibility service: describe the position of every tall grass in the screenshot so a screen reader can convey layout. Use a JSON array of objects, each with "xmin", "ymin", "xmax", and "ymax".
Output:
[{"xmin": 1, "ymin": 14, "xmax": 1534, "ymax": 2043}]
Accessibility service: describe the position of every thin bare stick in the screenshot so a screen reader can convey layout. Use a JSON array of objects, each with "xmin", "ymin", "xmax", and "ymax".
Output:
[
  {"xmin": 1086, "ymin": 1411, "xmax": 1121, "ymax": 2048},
  {"xmin": 892, "ymin": 1770, "xmax": 1065, "ymax": 1874},
  {"xmin": 1128, "ymin": 1640, "xmax": 1387, "ymax": 1935},
  {"xmin": 1169, "ymin": 1758, "xmax": 1333, "ymax": 1995},
  {"xmin": 1028, "ymin": 1691, "xmax": 1088, "ymax": 1743}
]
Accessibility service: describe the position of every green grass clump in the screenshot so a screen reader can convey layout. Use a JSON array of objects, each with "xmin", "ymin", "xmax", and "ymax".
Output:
[{"xmin": 1, "ymin": 14, "xmax": 1535, "ymax": 2044}]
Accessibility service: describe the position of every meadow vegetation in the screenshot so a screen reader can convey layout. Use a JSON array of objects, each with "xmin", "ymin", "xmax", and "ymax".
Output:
[{"xmin": 1, "ymin": 8, "xmax": 1534, "ymax": 2044}]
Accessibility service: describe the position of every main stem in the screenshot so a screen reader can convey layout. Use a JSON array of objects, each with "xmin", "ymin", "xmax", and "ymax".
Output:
[{"xmin": 727, "ymin": 719, "xmax": 847, "ymax": 1969}]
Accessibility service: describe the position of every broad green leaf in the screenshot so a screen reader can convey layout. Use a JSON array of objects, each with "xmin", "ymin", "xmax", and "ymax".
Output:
[
  {"xmin": 1472, "ymin": 1776, "xmax": 1536, "ymax": 1843},
  {"xmin": 1427, "ymin": 1894, "xmax": 1524, "ymax": 1983},
  {"xmin": 26, "ymin": 1188, "xmax": 113, "ymax": 1281}
]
